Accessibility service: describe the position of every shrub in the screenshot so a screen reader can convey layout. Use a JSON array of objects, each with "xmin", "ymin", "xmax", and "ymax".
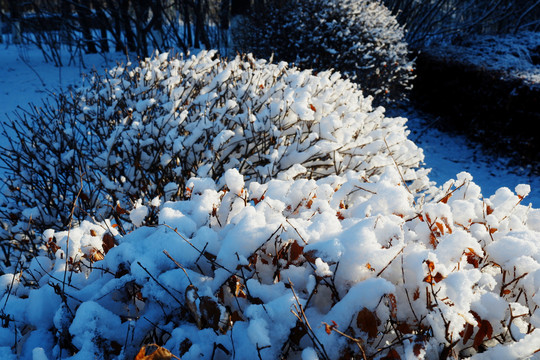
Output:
[
  {"xmin": 0, "ymin": 50, "xmax": 426, "ymax": 272},
  {"xmin": 0, "ymin": 169, "xmax": 538, "ymax": 359},
  {"xmin": 233, "ymin": 0, "xmax": 415, "ymax": 104}
]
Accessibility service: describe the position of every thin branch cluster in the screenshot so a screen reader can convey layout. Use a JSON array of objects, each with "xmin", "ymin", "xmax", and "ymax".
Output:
[
  {"xmin": 1, "ymin": 169, "xmax": 539, "ymax": 359},
  {"xmin": 0, "ymin": 50, "xmax": 426, "ymax": 271}
]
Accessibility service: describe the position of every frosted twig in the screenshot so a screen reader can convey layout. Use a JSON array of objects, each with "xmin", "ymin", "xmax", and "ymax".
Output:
[
  {"xmin": 137, "ymin": 261, "xmax": 186, "ymax": 310},
  {"xmin": 288, "ymin": 279, "xmax": 330, "ymax": 360},
  {"xmin": 163, "ymin": 250, "xmax": 193, "ymax": 285}
]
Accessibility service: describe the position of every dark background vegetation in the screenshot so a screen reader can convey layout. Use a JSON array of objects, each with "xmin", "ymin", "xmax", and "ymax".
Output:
[
  {"xmin": 0, "ymin": 0, "xmax": 538, "ymax": 171},
  {"xmin": 0, "ymin": 0, "xmax": 539, "ymax": 58}
]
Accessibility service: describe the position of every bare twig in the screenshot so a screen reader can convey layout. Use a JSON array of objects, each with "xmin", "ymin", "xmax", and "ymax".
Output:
[{"xmin": 288, "ymin": 279, "xmax": 330, "ymax": 360}]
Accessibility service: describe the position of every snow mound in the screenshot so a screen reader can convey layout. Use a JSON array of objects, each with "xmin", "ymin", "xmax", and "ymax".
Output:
[{"xmin": 2, "ymin": 169, "xmax": 539, "ymax": 359}]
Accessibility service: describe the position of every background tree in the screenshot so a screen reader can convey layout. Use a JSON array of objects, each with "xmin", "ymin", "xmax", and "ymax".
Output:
[{"xmin": 233, "ymin": 0, "xmax": 415, "ymax": 104}]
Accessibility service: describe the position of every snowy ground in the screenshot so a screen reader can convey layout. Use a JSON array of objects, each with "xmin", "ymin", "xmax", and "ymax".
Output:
[
  {"xmin": 389, "ymin": 106, "xmax": 540, "ymax": 208},
  {"xmin": 427, "ymin": 31, "xmax": 540, "ymax": 87},
  {"xmin": 1, "ymin": 43, "xmax": 538, "ymax": 208}
]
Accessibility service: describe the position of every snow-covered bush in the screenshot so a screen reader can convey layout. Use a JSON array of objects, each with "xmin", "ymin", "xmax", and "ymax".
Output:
[
  {"xmin": 233, "ymin": 0, "xmax": 415, "ymax": 104},
  {"xmin": 0, "ymin": 50, "xmax": 425, "ymax": 270},
  {"xmin": 1, "ymin": 169, "xmax": 539, "ymax": 359}
]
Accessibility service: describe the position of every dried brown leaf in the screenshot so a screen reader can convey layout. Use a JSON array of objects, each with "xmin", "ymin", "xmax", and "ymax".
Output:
[
  {"xmin": 289, "ymin": 241, "xmax": 304, "ymax": 263},
  {"xmin": 462, "ymin": 323, "xmax": 474, "ymax": 344},
  {"xmin": 356, "ymin": 308, "xmax": 378, "ymax": 338},
  {"xmin": 199, "ymin": 296, "xmax": 222, "ymax": 331},
  {"xmin": 135, "ymin": 344, "xmax": 175, "ymax": 360},
  {"xmin": 440, "ymin": 193, "xmax": 452, "ymax": 204},
  {"xmin": 102, "ymin": 233, "xmax": 115, "ymax": 254},
  {"xmin": 388, "ymin": 293, "xmax": 397, "ymax": 319}
]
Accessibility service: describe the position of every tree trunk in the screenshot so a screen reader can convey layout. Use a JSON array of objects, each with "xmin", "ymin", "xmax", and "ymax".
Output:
[
  {"xmin": 74, "ymin": 0, "xmax": 98, "ymax": 53},
  {"xmin": 132, "ymin": 0, "xmax": 150, "ymax": 57},
  {"xmin": 193, "ymin": 0, "xmax": 210, "ymax": 49},
  {"xmin": 61, "ymin": 0, "xmax": 73, "ymax": 50},
  {"xmin": 7, "ymin": 0, "xmax": 22, "ymax": 44},
  {"xmin": 92, "ymin": 0, "xmax": 110, "ymax": 52},
  {"xmin": 183, "ymin": 0, "xmax": 193, "ymax": 48},
  {"xmin": 220, "ymin": 0, "xmax": 231, "ymax": 53},
  {"xmin": 104, "ymin": 0, "xmax": 126, "ymax": 52},
  {"xmin": 120, "ymin": 0, "xmax": 137, "ymax": 52}
]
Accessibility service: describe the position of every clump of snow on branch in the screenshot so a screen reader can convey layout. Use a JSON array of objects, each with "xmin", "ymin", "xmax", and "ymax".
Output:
[
  {"xmin": 0, "ymin": 49, "xmax": 425, "ymax": 255},
  {"xmin": 1, "ymin": 169, "xmax": 539, "ymax": 359}
]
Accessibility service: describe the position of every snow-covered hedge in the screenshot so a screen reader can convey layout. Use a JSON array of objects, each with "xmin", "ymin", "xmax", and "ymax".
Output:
[
  {"xmin": 233, "ymin": 0, "xmax": 415, "ymax": 104},
  {"xmin": 0, "ymin": 50, "xmax": 425, "ymax": 269},
  {"xmin": 1, "ymin": 169, "xmax": 539, "ymax": 359}
]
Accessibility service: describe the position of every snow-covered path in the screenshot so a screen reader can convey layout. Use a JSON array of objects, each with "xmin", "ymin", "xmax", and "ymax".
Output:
[
  {"xmin": 392, "ymin": 107, "xmax": 540, "ymax": 208},
  {"xmin": 0, "ymin": 43, "xmax": 538, "ymax": 208}
]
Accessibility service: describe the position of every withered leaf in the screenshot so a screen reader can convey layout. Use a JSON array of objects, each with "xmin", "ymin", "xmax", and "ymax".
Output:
[
  {"xmin": 383, "ymin": 348, "xmax": 401, "ymax": 359},
  {"xmin": 115, "ymin": 203, "xmax": 128, "ymax": 215},
  {"xmin": 289, "ymin": 241, "xmax": 304, "ymax": 263},
  {"xmin": 388, "ymin": 293, "xmax": 397, "ymax": 319},
  {"xmin": 102, "ymin": 233, "xmax": 115, "ymax": 254},
  {"xmin": 473, "ymin": 319, "xmax": 494, "ymax": 349},
  {"xmin": 324, "ymin": 321, "xmax": 338, "ymax": 335},
  {"xmin": 433, "ymin": 272, "xmax": 445, "ymax": 283},
  {"xmin": 466, "ymin": 252, "xmax": 480, "ymax": 268},
  {"xmin": 199, "ymin": 296, "xmax": 222, "ymax": 331},
  {"xmin": 356, "ymin": 308, "xmax": 379, "ymax": 338},
  {"xmin": 440, "ymin": 193, "xmax": 452, "ymax": 204},
  {"xmin": 303, "ymin": 250, "xmax": 318, "ymax": 264},
  {"xmin": 435, "ymin": 221, "xmax": 445, "ymax": 235},
  {"xmin": 230, "ymin": 311, "xmax": 244, "ymax": 324},
  {"xmin": 135, "ymin": 344, "xmax": 175, "ymax": 360},
  {"xmin": 396, "ymin": 322, "xmax": 412, "ymax": 334},
  {"xmin": 462, "ymin": 323, "xmax": 474, "ymax": 344},
  {"xmin": 179, "ymin": 338, "xmax": 193, "ymax": 357},
  {"xmin": 185, "ymin": 284, "xmax": 201, "ymax": 328},
  {"xmin": 429, "ymin": 233, "xmax": 438, "ymax": 248},
  {"xmin": 413, "ymin": 288, "xmax": 420, "ymax": 301},
  {"xmin": 91, "ymin": 250, "xmax": 105, "ymax": 262},
  {"xmin": 289, "ymin": 322, "xmax": 307, "ymax": 345},
  {"xmin": 413, "ymin": 343, "xmax": 424, "ymax": 356}
]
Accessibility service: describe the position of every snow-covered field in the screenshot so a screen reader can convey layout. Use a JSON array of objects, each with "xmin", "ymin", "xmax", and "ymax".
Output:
[{"xmin": 1, "ymin": 44, "xmax": 538, "ymax": 208}]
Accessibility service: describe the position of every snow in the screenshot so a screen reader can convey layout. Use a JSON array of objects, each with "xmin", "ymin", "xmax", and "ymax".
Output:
[
  {"xmin": 428, "ymin": 31, "xmax": 540, "ymax": 87},
  {"xmin": 0, "ymin": 35, "xmax": 539, "ymax": 359},
  {"xmin": 395, "ymin": 107, "xmax": 540, "ymax": 208}
]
